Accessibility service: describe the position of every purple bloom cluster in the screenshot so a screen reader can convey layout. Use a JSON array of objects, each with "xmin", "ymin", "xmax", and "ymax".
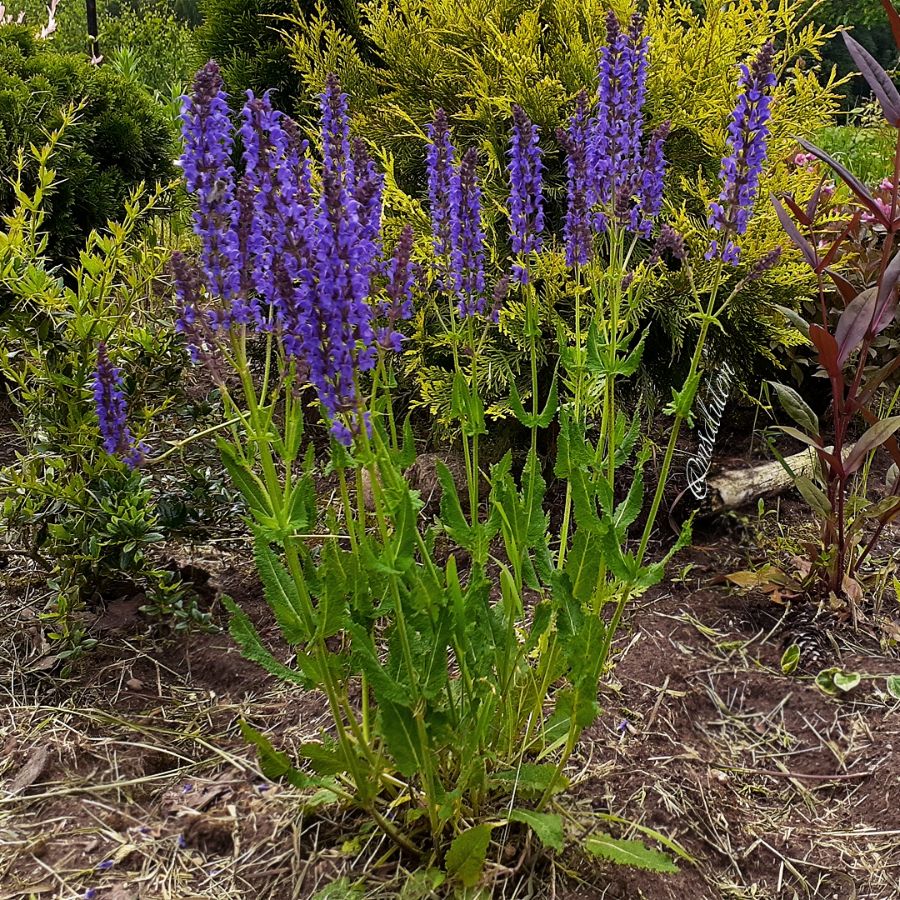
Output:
[
  {"xmin": 707, "ymin": 42, "xmax": 777, "ymax": 264},
  {"xmin": 427, "ymin": 109, "xmax": 458, "ymax": 291},
  {"xmin": 175, "ymin": 66, "xmax": 398, "ymax": 444},
  {"xmin": 594, "ymin": 13, "xmax": 649, "ymax": 217},
  {"xmin": 426, "ymin": 113, "xmax": 488, "ymax": 316},
  {"xmin": 179, "ymin": 61, "xmax": 241, "ymax": 304},
  {"xmin": 93, "ymin": 343, "xmax": 145, "ymax": 468},
  {"xmin": 558, "ymin": 91, "xmax": 594, "ymax": 268},
  {"xmin": 508, "ymin": 105, "xmax": 544, "ymax": 283},
  {"xmin": 558, "ymin": 14, "xmax": 671, "ymax": 265},
  {"xmin": 379, "ymin": 225, "xmax": 416, "ymax": 351}
]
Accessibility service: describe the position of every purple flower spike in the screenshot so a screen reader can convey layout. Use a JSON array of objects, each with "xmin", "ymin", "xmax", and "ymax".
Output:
[
  {"xmin": 454, "ymin": 147, "xmax": 486, "ymax": 317},
  {"xmin": 179, "ymin": 61, "xmax": 241, "ymax": 306},
  {"xmin": 508, "ymin": 105, "xmax": 544, "ymax": 284},
  {"xmin": 427, "ymin": 109, "xmax": 459, "ymax": 289},
  {"xmin": 594, "ymin": 12, "xmax": 650, "ymax": 230},
  {"xmin": 635, "ymin": 121, "xmax": 670, "ymax": 236},
  {"xmin": 379, "ymin": 225, "xmax": 416, "ymax": 349},
  {"xmin": 558, "ymin": 91, "xmax": 594, "ymax": 268},
  {"xmin": 93, "ymin": 343, "xmax": 145, "ymax": 469},
  {"xmin": 708, "ymin": 42, "xmax": 777, "ymax": 264},
  {"xmin": 321, "ymin": 73, "xmax": 352, "ymax": 182}
]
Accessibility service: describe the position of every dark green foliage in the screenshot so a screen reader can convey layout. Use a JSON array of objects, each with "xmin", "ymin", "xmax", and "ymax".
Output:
[
  {"xmin": 0, "ymin": 25, "xmax": 174, "ymax": 262},
  {"xmin": 197, "ymin": 0, "xmax": 304, "ymax": 113}
]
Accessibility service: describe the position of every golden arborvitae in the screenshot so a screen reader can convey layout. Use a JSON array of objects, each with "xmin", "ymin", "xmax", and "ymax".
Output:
[{"xmin": 281, "ymin": 0, "xmax": 846, "ymax": 425}]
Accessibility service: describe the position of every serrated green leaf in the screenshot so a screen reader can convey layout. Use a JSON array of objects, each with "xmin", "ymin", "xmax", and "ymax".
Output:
[
  {"xmin": 508, "ymin": 809, "xmax": 565, "ymax": 851},
  {"xmin": 218, "ymin": 438, "xmax": 272, "ymax": 519},
  {"xmin": 584, "ymin": 833, "xmax": 678, "ymax": 873},
  {"xmin": 310, "ymin": 876, "xmax": 365, "ymax": 899},
  {"xmin": 224, "ymin": 595, "xmax": 313, "ymax": 687},
  {"xmin": 489, "ymin": 764, "xmax": 568, "ymax": 796},
  {"xmin": 239, "ymin": 721, "xmax": 313, "ymax": 789},
  {"xmin": 252, "ymin": 530, "xmax": 311, "ymax": 644},
  {"xmin": 445, "ymin": 823, "xmax": 494, "ymax": 887},
  {"xmin": 379, "ymin": 698, "xmax": 424, "ymax": 778}
]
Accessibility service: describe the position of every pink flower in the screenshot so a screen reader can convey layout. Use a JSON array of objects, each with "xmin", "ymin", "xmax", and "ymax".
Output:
[{"xmin": 862, "ymin": 197, "xmax": 893, "ymax": 226}]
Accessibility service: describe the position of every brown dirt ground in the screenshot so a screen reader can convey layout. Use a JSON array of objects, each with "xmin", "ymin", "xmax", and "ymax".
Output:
[{"xmin": 1, "ymin": 494, "xmax": 899, "ymax": 899}]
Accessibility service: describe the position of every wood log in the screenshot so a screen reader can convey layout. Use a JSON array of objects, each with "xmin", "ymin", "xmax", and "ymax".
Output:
[{"xmin": 704, "ymin": 444, "xmax": 853, "ymax": 514}]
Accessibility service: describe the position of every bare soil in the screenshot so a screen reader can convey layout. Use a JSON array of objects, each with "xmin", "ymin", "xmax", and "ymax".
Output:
[{"xmin": 1, "ymin": 492, "xmax": 899, "ymax": 899}]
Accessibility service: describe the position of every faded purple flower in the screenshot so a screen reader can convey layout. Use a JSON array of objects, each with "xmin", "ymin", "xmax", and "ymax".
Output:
[
  {"xmin": 559, "ymin": 91, "xmax": 594, "ymax": 268},
  {"xmin": 427, "ymin": 109, "xmax": 458, "ymax": 289},
  {"xmin": 454, "ymin": 148, "xmax": 486, "ymax": 316},
  {"xmin": 635, "ymin": 121, "xmax": 670, "ymax": 236},
  {"xmin": 378, "ymin": 224, "xmax": 415, "ymax": 350},
  {"xmin": 93, "ymin": 343, "xmax": 145, "ymax": 469}
]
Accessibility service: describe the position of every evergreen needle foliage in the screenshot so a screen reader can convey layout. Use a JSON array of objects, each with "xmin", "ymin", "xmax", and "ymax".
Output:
[{"xmin": 273, "ymin": 0, "xmax": 846, "ymax": 421}]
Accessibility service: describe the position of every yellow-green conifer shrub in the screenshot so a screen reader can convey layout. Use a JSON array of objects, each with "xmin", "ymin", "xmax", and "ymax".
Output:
[{"xmin": 283, "ymin": 0, "xmax": 845, "ymax": 424}]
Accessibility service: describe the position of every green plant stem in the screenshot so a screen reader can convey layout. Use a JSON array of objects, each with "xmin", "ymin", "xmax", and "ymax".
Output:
[{"xmin": 557, "ymin": 265, "xmax": 584, "ymax": 567}]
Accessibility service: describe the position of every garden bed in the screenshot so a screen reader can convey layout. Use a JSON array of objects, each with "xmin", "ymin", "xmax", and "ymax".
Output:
[{"xmin": 2, "ymin": 491, "xmax": 898, "ymax": 900}]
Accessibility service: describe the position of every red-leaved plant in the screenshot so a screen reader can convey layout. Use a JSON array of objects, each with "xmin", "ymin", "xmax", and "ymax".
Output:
[{"xmin": 771, "ymin": 0, "xmax": 900, "ymax": 614}]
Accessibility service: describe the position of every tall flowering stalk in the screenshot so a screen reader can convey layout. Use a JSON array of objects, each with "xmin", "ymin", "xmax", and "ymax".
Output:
[
  {"xmin": 454, "ymin": 148, "xmax": 486, "ymax": 318},
  {"xmin": 427, "ymin": 109, "xmax": 458, "ymax": 292},
  {"xmin": 708, "ymin": 42, "xmax": 776, "ymax": 264},
  {"xmin": 179, "ymin": 61, "xmax": 241, "ymax": 309},
  {"xmin": 508, "ymin": 105, "xmax": 544, "ymax": 284},
  {"xmin": 558, "ymin": 91, "xmax": 594, "ymax": 268}
]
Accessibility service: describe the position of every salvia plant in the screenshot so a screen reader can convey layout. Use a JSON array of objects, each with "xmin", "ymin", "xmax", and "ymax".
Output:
[
  {"xmin": 770, "ymin": 5, "xmax": 900, "ymax": 616},
  {"xmin": 98, "ymin": 20, "xmax": 779, "ymax": 880}
]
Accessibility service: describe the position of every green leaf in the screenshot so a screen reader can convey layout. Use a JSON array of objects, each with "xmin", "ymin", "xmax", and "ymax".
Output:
[
  {"xmin": 794, "ymin": 475, "xmax": 833, "ymax": 519},
  {"xmin": 224, "ymin": 595, "xmax": 313, "ymax": 687},
  {"xmin": 297, "ymin": 741, "xmax": 349, "ymax": 776},
  {"xmin": 817, "ymin": 667, "xmax": 862, "ymax": 695},
  {"xmin": 379, "ymin": 698, "xmax": 424, "ymax": 778},
  {"xmin": 286, "ymin": 476, "xmax": 316, "ymax": 532},
  {"xmin": 239, "ymin": 721, "xmax": 314, "ymax": 790},
  {"xmin": 437, "ymin": 460, "xmax": 473, "ymax": 546},
  {"xmin": 565, "ymin": 530, "xmax": 602, "ymax": 604},
  {"xmin": 845, "ymin": 416, "xmax": 900, "ymax": 475},
  {"xmin": 815, "ymin": 667, "xmax": 839, "ymax": 696},
  {"xmin": 770, "ymin": 381, "xmax": 819, "ymax": 436},
  {"xmin": 584, "ymin": 833, "xmax": 678, "ymax": 873},
  {"xmin": 508, "ymin": 809, "xmax": 565, "ymax": 851},
  {"xmin": 217, "ymin": 438, "xmax": 273, "ymax": 520},
  {"xmin": 489, "ymin": 764, "xmax": 568, "ymax": 797},
  {"xmin": 310, "ymin": 877, "xmax": 365, "ymax": 899},
  {"xmin": 445, "ymin": 823, "xmax": 494, "ymax": 887},
  {"xmin": 252, "ymin": 530, "xmax": 311, "ymax": 644},
  {"xmin": 348, "ymin": 623, "xmax": 411, "ymax": 705},
  {"xmin": 886, "ymin": 676, "xmax": 900, "ymax": 700},
  {"xmin": 780, "ymin": 644, "xmax": 801, "ymax": 675},
  {"xmin": 833, "ymin": 670, "xmax": 862, "ymax": 692}
]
